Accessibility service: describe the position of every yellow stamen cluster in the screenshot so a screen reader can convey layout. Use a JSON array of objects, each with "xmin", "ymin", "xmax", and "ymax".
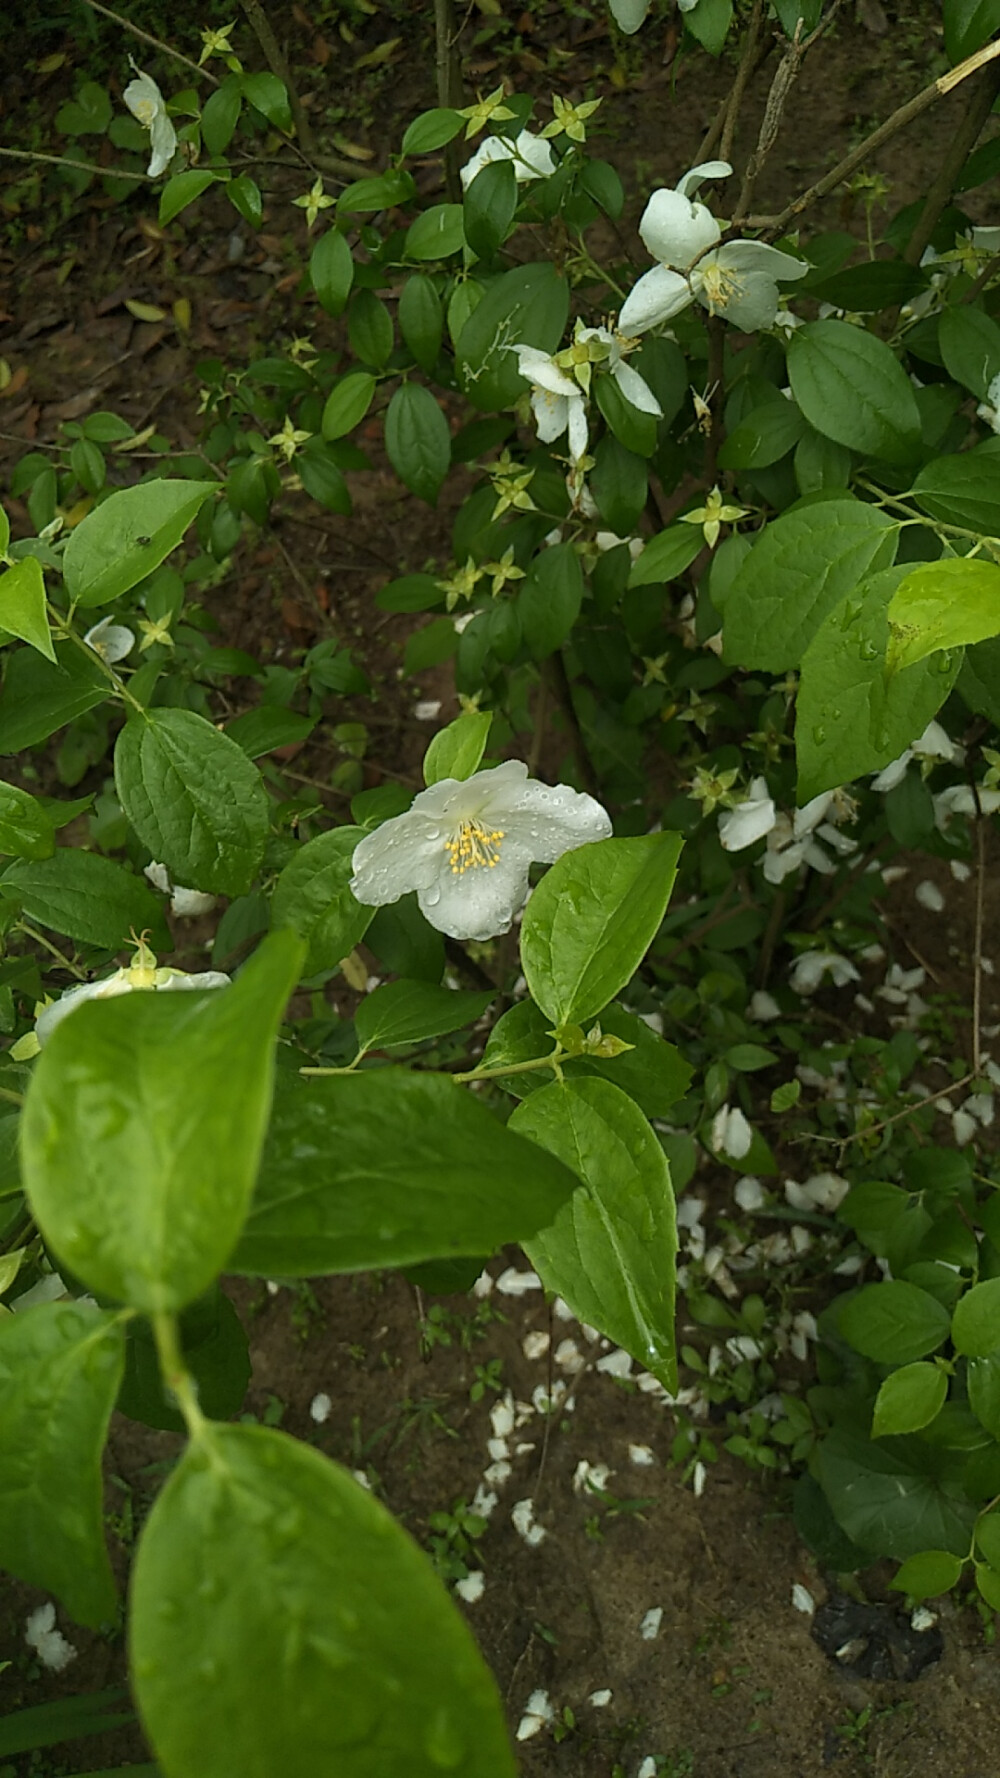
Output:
[
  {"xmin": 444, "ymin": 820, "xmax": 505, "ymax": 876},
  {"xmin": 699, "ymin": 262, "xmax": 745, "ymax": 315}
]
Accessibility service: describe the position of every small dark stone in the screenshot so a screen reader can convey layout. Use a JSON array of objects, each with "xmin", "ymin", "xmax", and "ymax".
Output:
[{"xmin": 812, "ymin": 1592, "xmax": 943, "ymax": 1681}]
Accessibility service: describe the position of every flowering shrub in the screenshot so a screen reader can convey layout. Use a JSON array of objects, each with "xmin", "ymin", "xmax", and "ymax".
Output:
[{"xmin": 3, "ymin": 3, "xmax": 1000, "ymax": 1773}]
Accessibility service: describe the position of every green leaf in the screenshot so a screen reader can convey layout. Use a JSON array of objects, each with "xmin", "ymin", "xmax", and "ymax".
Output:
[
  {"xmin": 63, "ymin": 479, "xmax": 214, "ymax": 609},
  {"xmin": 227, "ymin": 174, "xmax": 262, "ymax": 228},
  {"xmin": 375, "ymin": 573, "xmax": 443, "ymax": 614},
  {"xmin": 355, "ymin": 979, "xmax": 493, "ymax": 1054},
  {"xmin": 809, "ymin": 259, "xmax": 927, "ymax": 313},
  {"xmin": 943, "ymin": 0, "xmax": 1000, "ymax": 60},
  {"xmin": 310, "ymin": 227, "xmax": 354, "ymax": 317},
  {"xmin": 56, "ymin": 80, "xmax": 113, "ymax": 137},
  {"xmin": 232, "ymin": 1069, "xmax": 579, "ymax": 1276},
  {"xmin": 520, "ymin": 833, "xmax": 682, "ymax": 1027},
  {"xmin": 201, "ymin": 78, "xmax": 242, "ymax": 156},
  {"xmin": 519, "ymin": 541, "xmax": 583, "ymax": 659},
  {"xmin": 0, "ymin": 780, "xmax": 56, "ymax": 859},
  {"xmin": 348, "ymin": 290, "xmax": 394, "ymax": 368},
  {"xmin": 952, "ymin": 1278, "xmax": 1000, "ymax": 1357},
  {"xmin": 405, "ymin": 203, "xmax": 466, "ymax": 261},
  {"xmin": 0, "ymin": 1301, "xmax": 125, "ymax": 1624},
  {"xmin": 0, "ymin": 643, "xmax": 101, "ymax": 756},
  {"xmin": 590, "ymin": 435, "xmax": 647, "ymax": 538},
  {"xmin": 0, "ymin": 556, "xmax": 55, "ymax": 661},
  {"xmin": 723, "ymin": 497, "xmax": 897, "ymax": 671},
  {"xmin": 115, "ymin": 708, "xmax": 270, "ymax": 897},
  {"xmin": 627, "ymin": 524, "xmax": 703, "ymax": 588},
  {"xmin": 683, "ymin": 0, "xmax": 733, "ymax": 54},
  {"xmin": 321, "ymin": 370, "xmax": 377, "ymax": 441},
  {"xmin": 337, "ymin": 169, "xmax": 416, "ymax": 214},
  {"xmin": 270, "ymin": 827, "xmax": 373, "ymax": 975},
  {"xmin": 977, "ymin": 1561, "xmax": 1000, "ymax": 1610},
  {"xmin": 0, "ymin": 850, "xmax": 166, "ymax": 950},
  {"xmin": 717, "ymin": 400, "xmax": 807, "ymax": 470},
  {"xmin": 817, "ymin": 1425, "xmax": 976, "ymax": 1559},
  {"xmin": 511, "ymin": 1077, "xmax": 676, "ymax": 1386},
  {"xmin": 939, "ymin": 304, "xmax": 1000, "ymax": 400},
  {"xmin": 117, "ymin": 1286, "xmax": 250, "ymax": 1434},
  {"xmin": 839, "ymin": 1280, "xmax": 951, "ymax": 1364},
  {"xmin": 463, "ymin": 158, "xmax": 518, "ymax": 260},
  {"xmin": 241, "ymin": 71, "xmax": 293, "ymax": 132},
  {"xmin": 796, "ymin": 564, "xmax": 962, "ymax": 799},
  {"xmin": 385, "ymin": 383, "xmax": 450, "ymax": 505},
  {"xmin": 297, "ymin": 443, "xmax": 352, "ymax": 516},
  {"xmin": 480, "ymin": 998, "xmax": 692, "ymax": 1117},
  {"xmin": 224, "ymin": 706, "xmax": 316, "ymax": 758},
  {"xmin": 159, "ymin": 169, "xmax": 217, "ymax": 226},
  {"xmin": 399, "ymin": 274, "xmax": 444, "ymax": 374},
  {"xmin": 402, "ymin": 108, "xmax": 465, "ymax": 155},
  {"xmin": 976, "ymin": 1509, "xmax": 1000, "ymax": 1568},
  {"xmin": 912, "ymin": 442, "xmax": 1000, "ymax": 534},
  {"xmin": 959, "ymin": 636, "xmax": 1000, "ymax": 724},
  {"xmin": 787, "ymin": 320, "xmax": 921, "ymax": 462},
  {"xmin": 888, "ymin": 1549, "xmax": 963, "ymax": 1599},
  {"xmin": 0, "ymin": 1687, "xmax": 137, "ymax": 1759},
  {"xmin": 457, "ymin": 262, "xmax": 569, "ymax": 411},
  {"xmin": 872, "ymin": 1362, "xmax": 948, "ymax": 1437},
  {"xmin": 886, "ymin": 557, "xmax": 1000, "ymax": 672},
  {"xmin": 22, "ymin": 932, "xmax": 303, "ymax": 1314},
  {"xmin": 794, "ymin": 428, "xmax": 854, "ymax": 496},
  {"xmin": 404, "ymin": 617, "xmax": 458, "ymax": 675},
  {"xmin": 131, "ymin": 1423, "xmax": 516, "ymax": 1778},
  {"xmin": 422, "ymin": 710, "xmax": 492, "ymax": 785},
  {"xmin": 594, "ymin": 373, "xmax": 658, "ymax": 457},
  {"xmin": 968, "ymin": 1352, "xmax": 1000, "ymax": 1437}
]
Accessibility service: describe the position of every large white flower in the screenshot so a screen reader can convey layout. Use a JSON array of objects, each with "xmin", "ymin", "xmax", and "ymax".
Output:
[
  {"xmin": 513, "ymin": 345, "xmax": 589, "ymax": 461},
  {"xmin": 123, "ymin": 69, "xmax": 178, "ymax": 179},
  {"xmin": 460, "ymin": 130, "xmax": 556, "ymax": 191},
  {"xmin": 349, "ymin": 759, "xmax": 613, "ymax": 941},
  {"xmin": 35, "ymin": 947, "xmax": 230, "ymax": 1047},
  {"xmin": 618, "ymin": 162, "xmax": 807, "ymax": 335}
]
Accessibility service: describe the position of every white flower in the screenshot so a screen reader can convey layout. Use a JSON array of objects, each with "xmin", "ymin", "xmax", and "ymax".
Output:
[
  {"xmin": 516, "ymin": 1689, "xmax": 555, "ymax": 1741},
  {"xmin": 460, "ymin": 129, "xmax": 555, "ymax": 191},
  {"xmin": 872, "ymin": 718, "xmax": 965, "ymax": 792},
  {"xmin": 934, "ymin": 783, "xmax": 1000, "ymax": 829},
  {"xmin": 349, "ymin": 759, "xmax": 612, "ymax": 942},
  {"xmin": 717, "ymin": 777, "xmax": 776, "ymax": 851},
  {"xmin": 123, "ymin": 69, "xmax": 178, "ymax": 179},
  {"xmin": 25, "ymin": 1603, "xmax": 77, "ymax": 1673},
  {"xmin": 618, "ymin": 163, "xmax": 807, "ymax": 335},
  {"xmin": 575, "ymin": 325, "xmax": 663, "ymax": 417},
  {"xmin": 977, "ymin": 370, "xmax": 1000, "ymax": 434},
  {"xmin": 143, "ymin": 860, "xmax": 217, "ymax": 918},
  {"xmin": 711, "ymin": 1105, "xmax": 753, "ymax": 1159},
  {"xmin": 84, "ymin": 615, "xmax": 134, "ymax": 664},
  {"xmin": 789, "ymin": 950, "xmax": 860, "ymax": 995},
  {"xmin": 35, "ymin": 943, "xmax": 231, "ymax": 1046},
  {"xmin": 748, "ymin": 989, "xmax": 780, "ymax": 1021},
  {"xmin": 513, "ymin": 344, "xmax": 589, "ymax": 461},
  {"xmin": 762, "ymin": 789, "xmax": 858, "ymax": 884}
]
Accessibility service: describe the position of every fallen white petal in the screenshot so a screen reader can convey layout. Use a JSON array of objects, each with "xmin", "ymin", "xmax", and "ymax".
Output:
[
  {"xmin": 309, "ymin": 1392, "xmax": 332, "ymax": 1424},
  {"xmin": 516, "ymin": 1689, "xmax": 555, "ymax": 1741},
  {"xmin": 640, "ymin": 1606, "xmax": 663, "ymax": 1640},
  {"xmin": 791, "ymin": 1583, "xmax": 816, "ymax": 1615},
  {"xmin": 522, "ymin": 1330, "xmax": 551, "ymax": 1360},
  {"xmin": 455, "ymin": 1571, "xmax": 485, "ymax": 1604},
  {"xmin": 915, "ymin": 879, "xmax": 945, "ymax": 913}
]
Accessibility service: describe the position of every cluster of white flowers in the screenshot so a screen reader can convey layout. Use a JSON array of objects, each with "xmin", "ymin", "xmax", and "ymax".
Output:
[{"xmin": 717, "ymin": 779, "xmax": 858, "ymax": 883}]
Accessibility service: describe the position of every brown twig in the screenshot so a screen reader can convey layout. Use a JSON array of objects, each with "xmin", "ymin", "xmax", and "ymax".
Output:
[
  {"xmin": 733, "ymin": 0, "xmax": 843, "ymax": 221},
  {"xmin": 0, "ymin": 146, "xmax": 147, "ymax": 181},
  {"xmin": 902, "ymin": 62, "xmax": 1000, "ymax": 267},
  {"xmin": 434, "ymin": 0, "xmax": 464, "ymax": 202},
  {"xmin": 81, "ymin": 0, "xmax": 219, "ymax": 83},
  {"xmin": 963, "ymin": 249, "xmax": 1000, "ymax": 304},
  {"xmin": 747, "ymin": 35, "xmax": 1000, "ymax": 238},
  {"xmin": 238, "ymin": 0, "xmax": 318, "ymax": 161},
  {"xmin": 702, "ymin": 314, "xmax": 727, "ymax": 484},
  {"xmin": 972, "ymin": 786, "xmax": 986, "ymax": 1077},
  {"xmin": 719, "ymin": 0, "xmax": 765, "ymax": 165}
]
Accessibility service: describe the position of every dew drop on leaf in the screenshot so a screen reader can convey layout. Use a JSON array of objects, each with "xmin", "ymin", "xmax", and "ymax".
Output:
[
  {"xmin": 424, "ymin": 1705, "xmax": 465, "ymax": 1769},
  {"xmin": 812, "ymin": 726, "xmax": 827, "ymax": 746}
]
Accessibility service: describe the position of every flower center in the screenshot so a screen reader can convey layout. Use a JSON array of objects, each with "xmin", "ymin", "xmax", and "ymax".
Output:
[
  {"xmin": 444, "ymin": 819, "xmax": 505, "ymax": 875},
  {"xmin": 698, "ymin": 262, "xmax": 745, "ymax": 314},
  {"xmin": 133, "ymin": 98, "xmax": 155, "ymax": 124}
]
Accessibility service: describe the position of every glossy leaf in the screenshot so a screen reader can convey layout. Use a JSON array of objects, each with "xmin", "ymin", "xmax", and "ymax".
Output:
[
  {"xmin": 912, "ymin": 443, "xmax": 1000, "ymax": 535},
  {"xmin": 310, "ymin": 227, "xmax": 354, "ymax": 317},
  {"xmin": 520, "ymin": 833, "xmax": 683, "ymax": 1027},
  {"xmin": 270, "ymin": 826, "xmax": 373, "ymax": 975},
  {"xmin": 519, "ymin": 541, "xmax": 583, "ymax": 658},
  {"xmin": 888, "ymin": 1549, "xmax": 963, "ymax": 1599},
  {"xmin": 457, "ymin": 262, "xmax": 569, "ymax": 411},
  {"xmin": 0, "ymin": 1301, "xmax": 125, "ymax": 1624},
  {"xmin": 952, "ymin": 1278, "xmax": 1000, "ymax": 1357},
  {"xmin": 422, "ymin": 710, "xmax": 492, "ymax": 785},
  {"xmin": 968, "ymin": 1351, "xmax": 1000, "ymax": 1437},
  {"xmin": 159, "ymin": 170, "xmax": 216, "ymax": 226},
  {"xmin": 839, "ymin": 1280, "xmax": 951, "ymax": 1364},
  {"xmin": 131, "ymin": 1423, "xmax": 516, "ymax": 1778},
  {"xmin": 115, "ymin": 708, "xmax": 269, "ymax": 897},
  {"xmin": 232, "ymin": 1068, "xmax": 579, "ymax": 1276},
  {"xmin": 22, "ymin": 932, "xmax": 303, "ymax": 1314},
  {"xmin": 354, "ymin": 979, "xmax": 493, "ymax": 1054},
  {"xmin": 628, "ymin": 523, "xmax": 703, "ymax": 588},
  {"xmin": 480, "ymin": 997, "xmax": 692, "ymax": 1116},
  {"xmin": 0, "ymin": 849, "xmax": 167, "ymax": 950},
  {"xmin": 463, "ymin": 158, "xmax": 518, "ymax": 260},
  {"xmin": 398, "ymin": 274, "xmax": 444, "ymax": 374},
  {"xmin": 787, "ymin": 320, "xmax": 921, "ymax": 462},
  {"xmin": 939, "ymin": 304, "xmax": 1000, "ymax": 399},
  {"xmin": 0, "ymin": 780, "xmax": 56, "ymax": 859},
  {"xmin": 511, "ymin": 1077, "xmax": 677, "ymax": 1386},
  {"xmin": 401, "ymin": 108, "xmax": 465, "ymax": 155},
  {"xmin": 886, "ymin": 557, "xmax": 1000, "ymax": 672},
  {"xmin": 872, "ymin": 1362, "xmax": 948, "ymax": 1437},
  {"xmin": 0, "ymin": 556, "xmax": 55, "ymax": 661},
  {"xmin": 405, "ymin": 203, "xmax": 466, "ymax": 261},
  {"xmin": 943, "ymin": 0, "xmax": 1000, "ymax": 60},
  {"xmin": 321, "ymin": 371, "xmax": 376, "ymax": 441},
  {"xmin": 62, "ymin": 481, "xmax": 214, "ymax": 609}
]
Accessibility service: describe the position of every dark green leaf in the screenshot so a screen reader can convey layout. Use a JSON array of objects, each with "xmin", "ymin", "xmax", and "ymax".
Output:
[
  {"xmin": 355, "ymin": 979, "xmax": 493, "ymax": 1053},
  {"xmin": 787, "ymin": 320, "xmax": 921, "ymax": 462},
  {"xmin": 385, "ymin": 383, "xmax": 450, "ymax": 504},
  {"xmin": 271, "ymin": 827, "xmax": 373, "ymax": 975},
  {"xmin": 840, "ymin": 1280, "xmax": 951, "ymax": 1363},
  {"xmin": 519, "ymin": 541, "xmax": 583, "ymax": 659},
  {"xmin": 63, "ymin": 480, "xmax": 214, "ymax": 609},
  {"xmin": 310, "ymin": 227, "xmax": 354, "ymax": 316},
  {"xmin": 463, "ymin": 158, "xmax": 518, "ymax": 260},
  {"xmin": 0, "ymin": 850, "xmax": 166, "ymax": 950},
  {"xmin": 457, "ymin": 263, "xmax": 569, "ymax": 411}
]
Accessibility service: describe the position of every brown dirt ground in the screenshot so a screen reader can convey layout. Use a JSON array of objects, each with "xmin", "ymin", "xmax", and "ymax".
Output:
[{"xmin": 3, "ymin": 4, "xmax": 1000, "ymax": 1775}]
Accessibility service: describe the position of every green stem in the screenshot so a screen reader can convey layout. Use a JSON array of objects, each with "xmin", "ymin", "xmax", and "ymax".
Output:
[
  {"xmin": 0, "ymin": 1086, "xmax": 23, "ymax": 1107},
  {"xmin": 16, "ymin": 921, "xmax": 89, "ymax": 981},
  {"xmin": 152, "ymin": 1311, "xmax": 206, "ymax": 1439},
  {"xmin": 52, "ymin": 613, "xmax": 145, "ymax": 714},
  {"xmin": 452, "ymin": 1046, "xmax": 564, "ymax": 1085}
]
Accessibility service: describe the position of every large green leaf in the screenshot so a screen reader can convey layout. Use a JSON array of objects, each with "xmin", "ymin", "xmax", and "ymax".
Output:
[
  {"xmin": 130, "ymin": 1423, "xmax": 516, "ymax": 1778},
  {"xmin": 795, "ymin": 564, "xmax": 962, "ymax": 799},
  {"xmin": 231, "ymin": 1068, "xmax": 579, "ymax": 1276},
  {"xmin": 886, "ymin": 557, "xmax": 1000, "ymax": 672},
  {"xmin": 943, "ymin": 0, "xmax": 1000, "ymax": 61},
  {"xmin": 0, "ymin": 1301, "xmax": 125, "ymax": 1624},
  {"xmin": 939, "ymin": 304, "xmax": 1000, "ymax": 400},
  {"xmin": 354, "ymin": 979, "xmax": 493, "ymax": 1055},
  {"xmin": 456, "ymin": 262, "xmax": 569, "ymax": 411},
  {"xmin": 22, "ymin": 932, "xmax": 304, "ymax": 1314},
  {"xmin": 270, "ymin": 826, "xmax": 372, "ymax": 975},
  {"xmin": 0, "ymin": 780, "xmax": 56, "ymax": 860},
  {"xmin": 520, "ymin": 833, "xmax": 682, "ymax": 1027},
  {"xmin": 384, "ymin": 383, "xmax": 451, "ymax": 505},
  {"xmin": 952, "ymin": 1278, "xmax": 1000, "ymax": 1357},
  {"xmin": 839, "ymin": 1280, "xmax": 951, "ymax": 1363},
  {"xmin": 959, "ymin": 637, "xmax": 1000, "ymax": 724},
  {"xmin": 511, "ymin": 1078, "xmax": 677, "ymax": 1386},
  {"xmin": 912, "ymin": 442, "xmax": 1000, "ymax": 535},
  {"xmin": 817, "ymin": 1425, "xmax": 976, "ymax": 1559},
  {"xmin": 0, "ymin": 556, "xmax": 55, "ymax": 661},
  {"xmin": 62, "ymin": 481, "xmax": 214, "ymax": 609},
  {"xmin": 0, "ymin": 849, "xmax": 168, "ymax": 950},
  {"xmin": 519, "ymin": 541, "xmax": 583, "ymax": 658},
  {"xmin": 722, "ymin": 496, "xmax": 897, "ymax": 670},
  {"xmin": 787, "ymin": 320, "xmax": 921, "ymax": 463},
  {"xmin": 115, "ymin": 708, "xmax": 269, "ymax": 897},
  {"xmin": 0, "ymin": 641, "xmax": 106, "ymax": 753},
  {"xmin": 309, "ymin": 226, "xmax": 353, "ymax": 317}
]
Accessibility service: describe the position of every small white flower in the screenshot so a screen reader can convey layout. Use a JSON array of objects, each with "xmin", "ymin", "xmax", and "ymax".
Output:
[
  {"xmin": 791, "ymin": 1583, "xmax": 816, "ymax": 1616},
  {"xmin": 977, "ymin": 370, "xmax": 1000, "ymax": 433},
  {"xmin": 84, "ymin": 615, "xmax": 134, "ymax": 664},
  {"xmin": 735, "ymin": 1175, "xmax": 765, "ymax": 1211},
  {"xmin": 789, "ymin": 950, "xmax": 860, "ymax": 995},
  {"xmin": 934, "ymin": 783, "xmax": 1000, "ymax": 829},
  {"xmin": 873, "ymin": 719, "xmax": 965, "ymax": 791},
  {"xmin": 35, "ymin": 942, "xmax": 230, "ymax": 1046},
  {"xmin": 513, "ymin": 344, "xmax": 589, "ymax": 461},
  {"xmin": 123, "ymin": 68, "xmax": 178, "ymax": 179},
  {"xmin": 748, "ymin": 989, "xmax": 781, "ymax": 1021},
  {"xmin": 516, "ymin": 1689, "xmax": 555, "ymax": 1741},
  {"xmin": 25, "ymin": 1603, "xmax": 77, "ymax": 1673},
  {"xmin": 143, "ymin": 860, "xmax": 217, "ymax": 918},
  {"xmin": 711, "ymin": 1105, "xmax": 753, "ymax": 1159},
  {"xmin": 461, "ymin": 129, "xmax": 555, "ymax": 190},
  {"xmin": 717, "ymin": 776, "xmax": 776, "ymax": 852},
  {"xmin": 576, "ymin": 324, "xmax": 663, "ymax": 417},
  {"xmin": 349, "ymin": 759, "xmax": 612, "ymax": 942}
]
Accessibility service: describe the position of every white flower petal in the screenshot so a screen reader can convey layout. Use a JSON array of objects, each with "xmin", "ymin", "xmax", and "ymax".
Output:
[
  {"xmin": 718, "ymin": 783, "xmax": 777, "ymax": 852},
  {"xmin": 84, "ymin": 616, "xmax": 135, "ymax": 664},
  {"xmin": 639, "ymin": 187, "xmax": 721, "ymax": 269},
  {"xmin": 611, "ymin": 359, "xmax": 663, "ymax": 416},
  {"xmin": 530, "ymin": 385, "xmax": 570, "ymax": 444},
  {"xmin": 871, "ymin": 750, "xmax": 912, "ymax": 792},
  {"xmin": 793, "ymin": 792, "xmax": 835, "ymax": 836},
  {"xmin": 124, "ymin": 72, "xmax": 177, "ymax": 179},
  {"xmin": 674, "ymin": 159, "xmax": 732, "ymax": 199},
  {"xmin": 619, "ymin": 265, "xmax": 694, "ymax": 335},
  {"xmin": 566, "ymin": 391, "xmax": 589, "ymax": 462},
  {"xmin": 516, "ymin": 347, "xmax": 578, "ymax": 398}
]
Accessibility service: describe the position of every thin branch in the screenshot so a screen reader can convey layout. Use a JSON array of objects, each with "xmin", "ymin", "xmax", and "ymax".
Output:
[
  {"xmin": 434, "ymin": 0, "xmax": 464, "ymax": 202},
  {"xmin": 81, "ymin": 0, "xmax": 219, "ymax": 83},
  {"xmin": 972, "ymin": 785, "xmax": 986, "ymax": 1077},
  {"xmin": 720, "ymin": 0, "xmax": 765, "ymax": 165},
  {"xmin": 239, "ymin": 0, "xmax": 319, "ymax": 161},
  {"xmin": 748, "ymin": 34, "xmax": 1000, "ymax": 238},
  {"xmin": 811, "ymin": 1071, "xmax": 977, "ymax": 1149},
  {"xmin": 0, "ymin": 145, "xmax": 147, "ymax": 182},
  {"xmin": 901, "ymin": 61, "xmax": 1000, "ymax": 267},
  {"xmin": 963, "ymin": 249, "xmax": 1000, "ymax": 304}
]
